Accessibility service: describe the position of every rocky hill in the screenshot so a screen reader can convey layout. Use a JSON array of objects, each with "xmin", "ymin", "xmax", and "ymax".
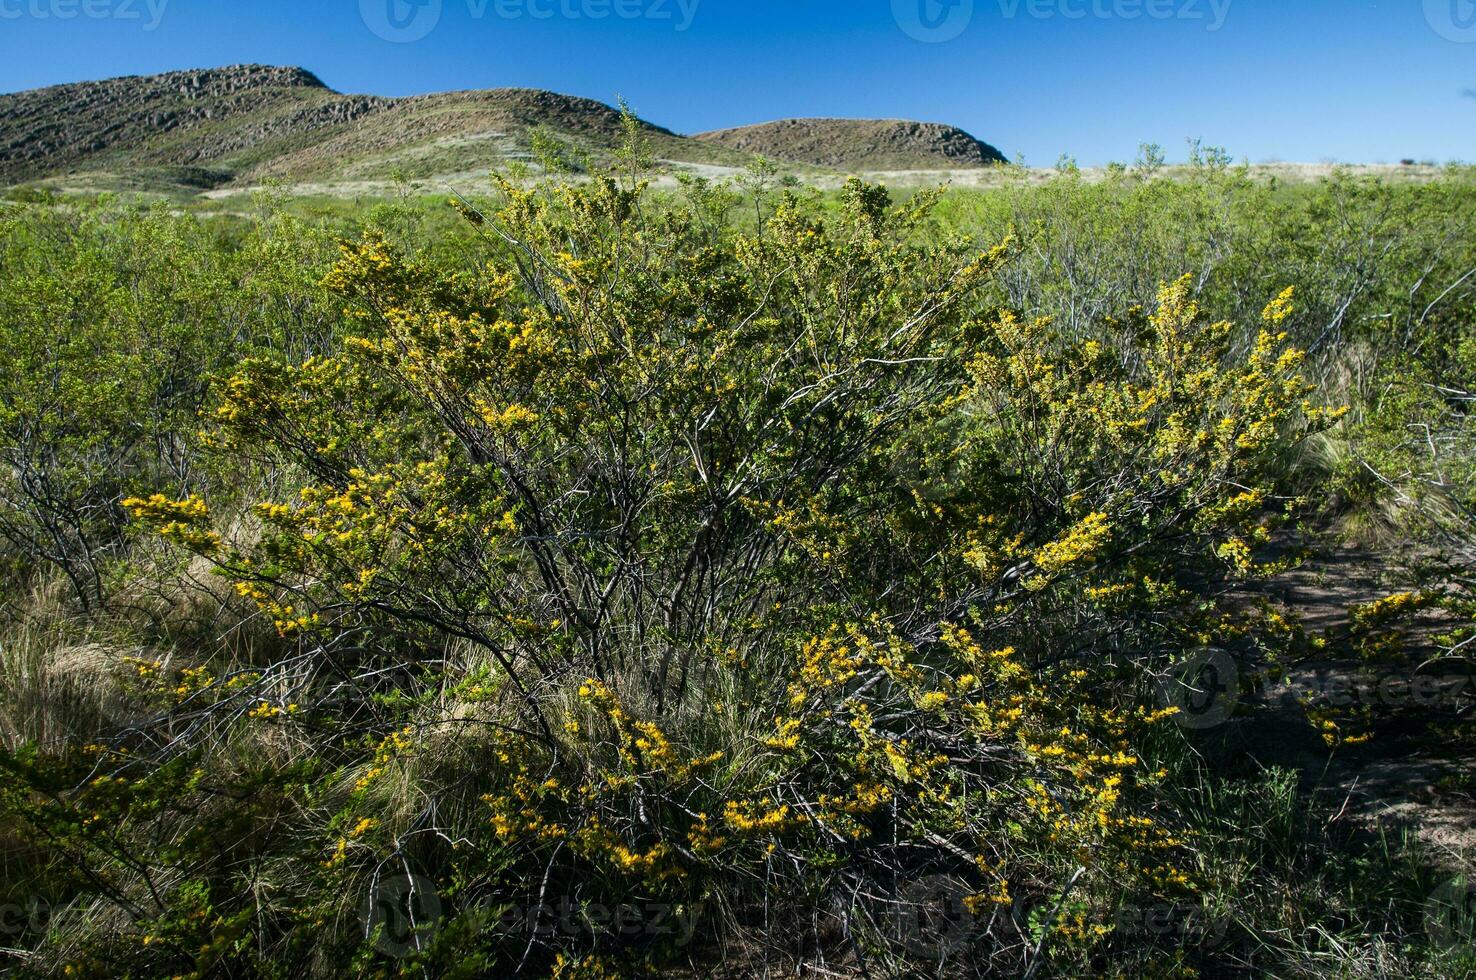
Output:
[
  {"xmin": 694, "ymin": 118, "xmax": 1007, "ymax": 171},
  {"xmin": 0, "ymin": 66, "xmax": 382, "ymax": 185},
  {"xmin": 242, "ymin": 87, "xmax": 731, "ymax": 184},
  {"xmin": 0, "ymin": 66, "xmax": 1007, "ymax": 194},
  {"xmin": 0, "ymin": 65, "xmax": 743, "ymax": 191}
]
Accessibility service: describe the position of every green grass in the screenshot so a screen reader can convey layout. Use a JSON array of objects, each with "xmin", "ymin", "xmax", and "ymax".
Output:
[{"xmin": 0, "ymin": 162, "xmax": 1475, "ymax": 978}]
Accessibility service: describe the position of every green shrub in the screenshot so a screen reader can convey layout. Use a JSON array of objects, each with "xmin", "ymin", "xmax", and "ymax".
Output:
[{"xmin": 2, "ymin": 164, "xmax": 1474, "ymax": 978}]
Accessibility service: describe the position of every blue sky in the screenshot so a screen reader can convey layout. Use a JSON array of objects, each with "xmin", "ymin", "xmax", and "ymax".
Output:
[{"xmin": 0, "ymin": 0, "xmax": 1471, "ymax": 165}]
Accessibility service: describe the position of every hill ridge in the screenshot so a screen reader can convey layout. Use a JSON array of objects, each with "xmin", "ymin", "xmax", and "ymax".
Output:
[
  {"xmin": 695, "ymin": 117, "xmax": 1007, "ymax": 171},
  {"xmin": 0, "ymin": 65, "xmax": 1006, "ymax": 192}
]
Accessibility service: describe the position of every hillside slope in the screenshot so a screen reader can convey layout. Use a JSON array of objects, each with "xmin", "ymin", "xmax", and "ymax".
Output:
[
  {"xmin": 694, "ymin": 118, "xmax": 1007, "ymax": 171},
  {"xmin": 244, "ymin": 88, "xmax": 740, "ymax": 183},
  {"xmin": 0, "ymin": 67, "xmax": 1012, "ymax": 194},
  {"xmin": 0, "ymin": 65, "xmax": 745, "ymax": 192},
  {"xmin": 0, "ymin": 66, "xmax": 383, "ymax": 186}
]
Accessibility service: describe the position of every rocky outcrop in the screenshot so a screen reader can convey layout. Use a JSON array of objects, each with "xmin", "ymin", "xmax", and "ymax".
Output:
[
  {"xmin": 0, "ymin": 65, "xmax": 387, "ymax": 180},
  {"xmin": 694, "ymin": 118, "xmax": 1006, "ymax": 171},
  {"xmin": 0, "ymin": 66, "xmax": 1008, "ymax": 188}
]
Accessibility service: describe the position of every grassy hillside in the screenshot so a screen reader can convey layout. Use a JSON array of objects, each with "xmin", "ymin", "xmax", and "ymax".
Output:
[
  {"xmin": 241, "ymin": 88, "xmax": 749, "ymax": 183},
  {"xmin": 0, "ymin": 65, "xmax": 753, "ymax": 196},
  {"xmin": 1, "ymin": 66, "xmax": 1042, "ymax": 199}
]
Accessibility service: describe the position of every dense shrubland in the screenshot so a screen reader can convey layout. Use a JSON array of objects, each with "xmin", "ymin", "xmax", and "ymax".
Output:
[{"xmin": 1, "ymin": 157, "xmax": 1475, "ymax": 978}]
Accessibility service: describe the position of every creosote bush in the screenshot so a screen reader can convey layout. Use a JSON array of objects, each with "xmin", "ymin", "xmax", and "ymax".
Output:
[{"xmin": 1, "ymin": 162, "xmax": 1467, "ymax": 978}]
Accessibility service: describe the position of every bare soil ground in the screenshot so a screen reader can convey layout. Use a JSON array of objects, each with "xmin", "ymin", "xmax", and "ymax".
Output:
[
  {"xmin": 809, "ymin": 162, "xmax": 1454, "ymax": 191},
  {"xmin": 1223, "ymin": 540, "xmax": 1476, "ymax": 874},
  {"xmin": 658, "ymin": 540, "xmax": 1476, "ymax": 977}
]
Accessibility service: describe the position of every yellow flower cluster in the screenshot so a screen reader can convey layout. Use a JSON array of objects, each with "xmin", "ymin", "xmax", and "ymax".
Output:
[
  {"xmin": 722, "ymin": 801, "xmax": 807, "ymax": 836},
  {"xmin": 1350, "ymin": 590, "xmax": 1432, "ymax": 631},
  {"xmin": 122, "ymin": 493, "xmax": 221, "ymax": 553},
  {"xmin": 1029, "ymin": 512, "xmax": 1111, "ymax": 587}
]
